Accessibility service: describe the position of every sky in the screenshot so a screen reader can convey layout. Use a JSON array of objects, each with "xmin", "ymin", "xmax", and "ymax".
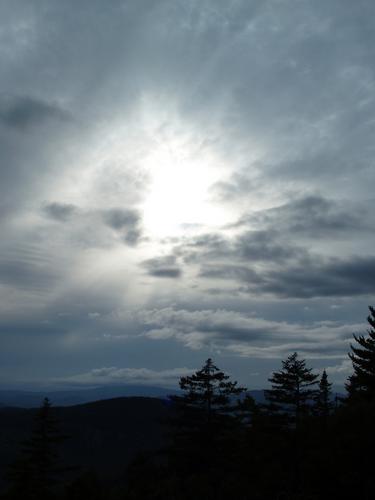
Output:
[{"xmin": 1, "ymin": 0, "xmax": 375, "ymax": 391}]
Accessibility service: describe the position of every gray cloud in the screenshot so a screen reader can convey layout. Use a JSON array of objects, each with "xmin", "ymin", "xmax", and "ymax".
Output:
[
  {"xmin": 235, "ymin": 230, "xmax": 305, "ymax": 262},
  {"xmin": 0, "ymin": 244, "xmax": 57, "ymax": 292},
  {"xmin": 0, "ymin": 259, "xmax": 56, "ymax": 291},
  {"xmin": 141, "ymin": 255, "xmax": 182, "ymax": 278},
  {"xmin": 103, "ymin": 208, "xmax": 142, "ymax": 246},
  {"xmin": 42, "ymin": 202, "xmax": 78, "ymax": 221},
  {"xmin": 175, "ymin": 233, "xmax": 231, "ymax": 263},
  {"xmin": 200, "ymin": 255, "xmax": 375, "ymax": 299},
  {"xmin": 175, "ymin": 230, "xmax": 304, "ymax": 266},
  {"xmin": 209, "ymin": 169, "xmax": 260, "ymax": 204},
  {"xmin": 103, "ymin": 208, "xmax": 139, "ymax": 230},
  {"xmin": 261, "ymin": 255, "xmax": 375, "ymax": 299},
  {"xmin": 0, "ymin": 95, "xmax": 68, "ymax": 130},
  {"xmin": 238, "ymin": 195, "xmax": 371, "ymax": 238}
]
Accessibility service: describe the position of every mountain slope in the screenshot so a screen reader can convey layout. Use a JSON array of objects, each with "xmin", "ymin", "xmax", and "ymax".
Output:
[{"xmin": 0, "ymin": 397, "xmax": 170, "ymax": 482}]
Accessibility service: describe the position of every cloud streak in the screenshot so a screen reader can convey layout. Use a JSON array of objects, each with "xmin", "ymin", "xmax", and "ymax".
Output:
[
  {"xmin": 57, "ymin": 366, "xmax": 195, "ymax": 387},
  {"xmin": 138, "ymin": 306, "xmax": 359, "ymax": 359}
]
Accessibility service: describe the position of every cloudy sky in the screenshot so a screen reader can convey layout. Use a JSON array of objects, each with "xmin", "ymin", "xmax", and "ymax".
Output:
[{"xmin": 1, "ymin": 0, "xmax": 375, "ymax": 390}]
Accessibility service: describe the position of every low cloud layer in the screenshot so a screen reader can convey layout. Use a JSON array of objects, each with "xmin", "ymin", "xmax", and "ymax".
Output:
[
  {"xmin": 58, "ymin": 366, "xmax": 194, "ymax": 388},
  {"xmin": 138, "ymin": 307, "xmax": 359, "ymax": 359}
]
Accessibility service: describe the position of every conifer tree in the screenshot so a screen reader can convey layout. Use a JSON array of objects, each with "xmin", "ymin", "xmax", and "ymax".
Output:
[
  {"xmin": 346, "ymin": 306, "xmax": 375, "ymax": 401},
  {"xmin": 265, "ymin": 352, "xmax": 319, "ymax": 427},
  {"xmin": 314, "ymin": 369, "xmax": 333, "ymax": 419},
  {"xmin": 168, "ymin": 358, "xmax": 245, "ymax": 472},
  {"xmin": 172, "ymin": 358, "xmax": 245, "ymax": 422},
  {"xmin": 7, "ymin": 398, "xmax": 67, "ymax": 500}
]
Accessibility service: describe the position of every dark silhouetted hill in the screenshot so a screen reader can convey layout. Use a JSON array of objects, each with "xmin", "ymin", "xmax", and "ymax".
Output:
[{"xmin": 0, "ymin": 397, "xmax": 170, "ymax": 482}]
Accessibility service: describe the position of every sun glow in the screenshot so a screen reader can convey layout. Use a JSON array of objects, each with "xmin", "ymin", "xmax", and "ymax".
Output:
[{"xmin": 142, "ymin": 135, "xmax": 230, "ymax": 238}]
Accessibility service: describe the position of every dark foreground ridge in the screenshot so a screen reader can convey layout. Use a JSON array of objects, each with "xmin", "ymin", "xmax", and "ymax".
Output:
[{"xmin": 0, "ymin": 397, "xmax": 169, "ymax": 482}]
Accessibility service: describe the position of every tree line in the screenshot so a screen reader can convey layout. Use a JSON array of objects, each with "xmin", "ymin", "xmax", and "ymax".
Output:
[{"xmin": 2, "ymin": 306, "xmax": 375, "ymax": 499}]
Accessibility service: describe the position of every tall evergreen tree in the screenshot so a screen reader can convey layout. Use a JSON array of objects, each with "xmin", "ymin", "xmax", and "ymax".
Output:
[
  {"xmin": 168, "ymin": 358, "xmax": 245, "ymax": 473},
  {"xmin": 7, "ymin": 398, "xmax": 67, "ymax": 500},
  {"xmin": 265, "ymin": 352, "xmax": 319, "ymax": 427},
  {"xmin": 172, "ymin": 358, "xmax": 245, "ymax": 422},
  {"xmin": 346, "ymin": 305, "xmax": 375, "ymax": 401},
  {"xmin": 314, "ymin": 369, "xmax": 333, "ymax": 420}
]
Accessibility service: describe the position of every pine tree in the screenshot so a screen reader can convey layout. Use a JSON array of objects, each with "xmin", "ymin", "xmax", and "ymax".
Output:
[
  {"xmin": 265, "ymin": 352, "xmax": 319, "ymax": 427},
  {"xmin": 172, "ymin": 358, "xmax": 245, "ymax": 422},
  {"xmin": 346, "ymin": 306, "xmax": 375, "ymax": 401},
  {"xmin": 7, "ymin": 398, "xmax": 67, "ymax": 500},
  {"xmin": 314, "ymin": 369, "xmax": 333, "ymax": 419},
  {"xmin": 168, "ymin": 358, "xmax": 246, "ymax": 473}
]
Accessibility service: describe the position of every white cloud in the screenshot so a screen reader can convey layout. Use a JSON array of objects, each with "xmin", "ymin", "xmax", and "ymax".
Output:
[
  {"xmin": 137, "ymin": 307, "xmax": 361, "ymax": 358},
  {"xmin": 58, "ymin": 366, "xmax": 195, "ymax": 387}
]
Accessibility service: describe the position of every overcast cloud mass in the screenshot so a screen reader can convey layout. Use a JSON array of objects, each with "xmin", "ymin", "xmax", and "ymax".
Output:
[{"xmin": 1, "ymin": 0, "xmax": 375, "ymax": 390}]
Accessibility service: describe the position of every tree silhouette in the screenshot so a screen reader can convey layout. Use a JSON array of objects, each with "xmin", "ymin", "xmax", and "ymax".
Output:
[
  {"xmin": 172, "ymin": 358, "xmax": 245, "ymax": 421},
  {"xmin": 346, "ymin": 306, "xmax": 375, "ymax": 401},
  {"xmin": 7, "ymin": 398, "xmax": 67, "ymax": 500},
  {"xmin": 314, "ymin": 369, "xmax": 333, "ymax": 423},
  {"xmin": 168, "ymin": 358, "xmax": 245, "ymax": 475},
  {"xmin": 265, "ymin": 352, "xmax": 319, "ymax": 427}
]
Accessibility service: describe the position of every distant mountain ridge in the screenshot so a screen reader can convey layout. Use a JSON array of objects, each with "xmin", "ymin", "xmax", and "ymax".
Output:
[
  {"xmin": 0, "ymin": 385, "xmax": 177, "ymax": 408},
  {"xmin": 0, "ymin": 385, "xmax": 344, "ymax": 408},
  {"xmin": 0, "ymin": 386, "xmax": 270, "ymax": 408}
]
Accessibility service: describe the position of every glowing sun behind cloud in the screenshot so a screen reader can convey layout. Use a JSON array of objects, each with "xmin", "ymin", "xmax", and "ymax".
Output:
[{"xmin": 141, "ymin": 129, "xmax": 233, "ymax": 238}]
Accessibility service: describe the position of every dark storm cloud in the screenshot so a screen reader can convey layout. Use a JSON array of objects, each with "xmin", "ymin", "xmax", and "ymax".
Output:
[
  {"xmin": 42, "ymin": 202, "xmax": 78, "ymax": 221},
  {"xmin": 0, "ymin": 95, "xmax": 68, "ymax": 130},
  {"xmin": 141, "ymin": 255, "xmax": 182, "ymax": 278}
]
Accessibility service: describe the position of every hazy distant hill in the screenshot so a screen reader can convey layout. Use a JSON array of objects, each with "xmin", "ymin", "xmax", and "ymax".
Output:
[
  {"xmin": 0, "ymin": 385, "xmax": 343, "ymax": 409},
  {"xmin": 0, "ymin": 386, "xmax": 294, "ymax": 410},
  {"xmin": 0, "ymin": 385, "xmax": 177, "ymax": 408}
]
